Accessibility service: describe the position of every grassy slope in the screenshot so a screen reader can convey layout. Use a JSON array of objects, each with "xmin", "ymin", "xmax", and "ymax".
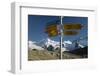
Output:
[
  {"xmin": 28, "ymin": 50, "xmax": 60, "ymax": 61},
  {"xmin": 28, "ymin": 49, "xmax": 84, "ymax": 61}
]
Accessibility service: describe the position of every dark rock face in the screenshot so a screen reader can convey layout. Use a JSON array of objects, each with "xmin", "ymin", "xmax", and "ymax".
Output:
[{"xmin": 66, "ymin": 46, "xmax": 88, "ymax": 58}]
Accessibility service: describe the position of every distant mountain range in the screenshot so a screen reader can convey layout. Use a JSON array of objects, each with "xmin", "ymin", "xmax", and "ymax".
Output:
[{"xmin": 28, "ymin": 38, "xmax": 86, "ymax": 52}]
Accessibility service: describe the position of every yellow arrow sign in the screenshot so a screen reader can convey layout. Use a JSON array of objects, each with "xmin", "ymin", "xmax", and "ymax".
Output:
[
  {"xmin": 48, "ymin": 30, "xmax": 58, "ymax": 37},
  {"xmin": 45, "ymin": 24, "xmax": 81, "ymax": 37},
  {"xmin": 64, "ymin": 31, "xmax": 78, "ymax": 35},
  {"xmin": 45, "ymin": 25, "xmax": 58, "ymax": 33},
  {"xmin": 64, "ymin": 24, "xmax": 83, "ymax": 30}
]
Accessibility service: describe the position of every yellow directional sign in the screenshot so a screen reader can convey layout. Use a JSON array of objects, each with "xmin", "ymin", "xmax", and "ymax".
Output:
[
  {"xmin": 45, "ymin": 24, "xmax": 81, "ymax": 37},
  {"xmin": 48, "ymin": 30, "xmax": 58, "ymax": 37},
  {"xmin": 45, "ymin": 25, "xmax": 57, "ymax": 33},
  {"xmin": 64, "ymin": 31, "xmax": 78, "ymax": 35},
  {"xmin": 45, "ymin": 25, "xmax": 59, "ymax": 37},
  {"xmin": 64, "ymin": 24, "xmax": 83, "ymax": 30}
]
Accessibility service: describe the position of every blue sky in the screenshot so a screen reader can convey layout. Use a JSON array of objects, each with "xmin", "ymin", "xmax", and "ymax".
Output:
[{"xmin": 28, "ymin": 15, "xmax": 88, "ymax": 45}]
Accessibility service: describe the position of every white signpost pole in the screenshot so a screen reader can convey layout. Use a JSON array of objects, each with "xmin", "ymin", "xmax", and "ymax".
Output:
[{"xmin": 60, "ymin": 16, "xmax": 63, "ymax": 59}]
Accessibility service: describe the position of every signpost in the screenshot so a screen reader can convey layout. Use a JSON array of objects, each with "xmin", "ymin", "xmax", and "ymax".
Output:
[
  {"xmin": 45, "ymin": 17, "xmax": 83, "ymax": 59},
  {"xmin": 63, "ymin": 31, "xmax": 78, "ymax": 35},
  {"xmin": 64, "ymin": 24, "xmax": 82, "ymax": 30},
  {"xmin": 45, "ymin": 24, "xmax": 82, "ymax": 37},
  {"xmin": 60, "ymin": 16, "xmax": 63, "ymax": 59},
  {"xmin": 48, "ymin": 30, "xmax": 58, "ymax": 37},
  {"xmin": 45, "ymin": 25, "xmax": 58, "ymax": 37}
]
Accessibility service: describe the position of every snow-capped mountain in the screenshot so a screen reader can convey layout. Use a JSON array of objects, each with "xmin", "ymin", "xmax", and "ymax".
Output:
[
  {"xmin": 63, "ymin": 40, "xmax": 72, "ymax": 45},
  {"xmin": 28, "ymin": 38, "xmax": 72, "ymax": 51},
  {"xmin": 28, "ymin": 38, "xmax": 86, "ymax": 51},
  {"xmin": 45, "ymin": 38, "xmax": 71, "ymax": 51},
  {"xmin": 45, "ymin": 38, "xmax": 60, "ymax": 48},
  {"xmin": 28, "ymin": 41, "xmax": 44, "ymax": 51},
  {"xmin": 45, "ymin": 38, "xmax": 72, "ymax": 47}
]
